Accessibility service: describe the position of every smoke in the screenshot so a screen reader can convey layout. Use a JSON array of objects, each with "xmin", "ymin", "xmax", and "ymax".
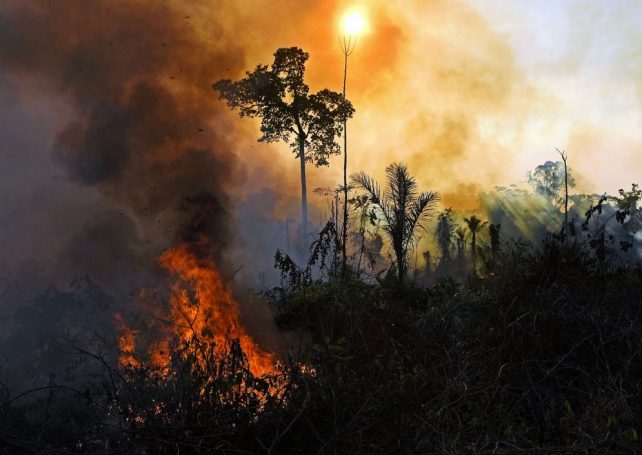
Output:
[
  {"xmin": 0, "ymin": 1, "xmax": 252, "ymax": 294},
  {"xmin": 0, "ymin": 0, "xmax": 640, "ymax": 322},
  {"xmin": 0, "ymin": 1, "xmax": 239, "ymax": 386}
]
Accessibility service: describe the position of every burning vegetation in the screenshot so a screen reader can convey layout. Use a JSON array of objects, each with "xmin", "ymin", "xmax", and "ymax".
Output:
[{"xmin": 114, "ymin": 242, "xmax": 276, "ymax": 378}]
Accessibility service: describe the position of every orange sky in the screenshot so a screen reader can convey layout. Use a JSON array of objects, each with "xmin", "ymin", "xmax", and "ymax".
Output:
[{"xmin": 217, "ymin": 0, "xmax": 642, "ymax": 215}]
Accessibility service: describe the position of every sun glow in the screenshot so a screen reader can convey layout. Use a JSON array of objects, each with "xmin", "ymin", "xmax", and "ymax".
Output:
[{"xmin": 341, "ymin": 10, "xmax": 367, "ymax": 36}]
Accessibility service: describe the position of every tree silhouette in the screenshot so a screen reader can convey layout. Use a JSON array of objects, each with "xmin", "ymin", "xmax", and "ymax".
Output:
[
  {"xmin": 527, "ymin": 160, "xmax": 576, "ymax": 204},
  {"xmin": 435, "ymin": 208, "xmax": 456, "ymax": 263},
  {"xmin": 351, "ymin": 162, "xmax": 439, "ymax": 282},
  {"xmin": 454, "ymin": 227, "xmax": 468, "ymax": 260},
  {"xmin": 463, "ymin": 215, "xmax": 486, "ymax": 259},
  {"xmin": 213, "ymin": 48, "xmax": 354, "ymax": 234},
  {"xmin": 489, "ymin": 223, "xmax": 501, "ymax": 261}
]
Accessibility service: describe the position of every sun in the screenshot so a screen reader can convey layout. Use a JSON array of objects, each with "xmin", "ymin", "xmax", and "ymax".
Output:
[{"xmin": 341, "ymin": 10, "xmax": 367, "ymax": 36}]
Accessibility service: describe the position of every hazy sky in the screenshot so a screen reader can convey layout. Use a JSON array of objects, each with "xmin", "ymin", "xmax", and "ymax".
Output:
[
  {"xmin": 360, "ymin": 0, "xmax": 641, "ymax": 196},
  {"xmin": 467, "ymin": 0, "xmax": 642, "ymax": 192},
  {"xmin": 230, "ymin": 0, "xmax": 642, "ymax": 210},
  {"xmin": 0, "ymin": 0, "xmax": 640, "ymax": 290}
]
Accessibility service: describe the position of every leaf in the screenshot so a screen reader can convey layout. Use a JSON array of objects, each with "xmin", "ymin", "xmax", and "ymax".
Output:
[
  {"xmin": 607, "ymin": 415, "xmax": 617, "ymax": 428},
  {"xmin": 623, "ymin": 428, "xmax": 638, "ymax": 442}
]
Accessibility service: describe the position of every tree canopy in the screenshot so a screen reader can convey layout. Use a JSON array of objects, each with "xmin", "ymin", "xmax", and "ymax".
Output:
[
  {"xmin": 213, "ymin": 47, "xmax": 354, "ymax": 166},
  {"xmin": 527, "ymin": 160, "xmax": 576, "ymax": 202}
]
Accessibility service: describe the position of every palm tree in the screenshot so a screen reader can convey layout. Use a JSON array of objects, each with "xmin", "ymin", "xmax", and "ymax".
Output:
[
  {"xmin": 454, "ymin": 227, "xmax": 468, "ymax": 260},
  {"xmin": 463, "ymin": 215, "xmax": 487, "ymax": 258},
  {"xmin": 351, "ymin": 162, "xmax": 439, "ymax": 282}
]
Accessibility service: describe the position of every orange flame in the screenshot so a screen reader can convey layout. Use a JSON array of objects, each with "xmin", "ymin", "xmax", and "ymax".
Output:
[
  {"xmin": 114, "ymin": 243, "xmax": 276, "ymax": 377},
  {"xmin": 113, "ymin": 312, "xmax": 139, "ymax": 368},
  {"xmin": 158, "ymin": 244, "xmax": 275, "ymax": 377}
]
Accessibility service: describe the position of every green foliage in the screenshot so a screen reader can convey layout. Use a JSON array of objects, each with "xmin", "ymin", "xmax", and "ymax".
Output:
[
  {"xmin": 617, "ymin": 183, "xmax": 641, "ymax": 208},
  {"xmin": 352, "ymin": 162, "xmax": 439, "ymax": 282}
]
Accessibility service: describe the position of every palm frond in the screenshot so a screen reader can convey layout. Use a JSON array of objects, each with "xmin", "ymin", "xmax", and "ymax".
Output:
[
  {"xmin": 403, "ymin": 191, "xmax": 440, "ymax": 249},
  {"xmin": 463, "ymin": 215, "xmax": 487, "ymax": 233},
  {"xmin": 384, "ymin": 163, "xmax": 417, "ymax": 219},
  {"xmin": 351, "ymin": 172, "xmax": 381, "ymax": 204},
  {"xmin": 351, "ymin": 171, "xmax": 391, "ymax": 223}
]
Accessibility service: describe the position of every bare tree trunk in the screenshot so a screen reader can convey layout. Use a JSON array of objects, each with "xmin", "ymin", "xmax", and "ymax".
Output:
[
  {"xmin": 299, "ymin": 136, "xmax": 308, "ymax": 236},
  {"xmin": 471, "ymin": 230, "xmax": 477, "ymax": 270},
  {"xmin": 563, "ymin": 158, "xmax": 568, "ymax": 240},
  {"xmin": 471, "ymin": 231, "xmax": 476, "ymax": 257},
  {"xmin": 342, "ymin": 51, "xmax": 349, "ymax": 275},
  {"xmin": 558, "ymin": 149, "xmax": 569, "ymax": 242}
]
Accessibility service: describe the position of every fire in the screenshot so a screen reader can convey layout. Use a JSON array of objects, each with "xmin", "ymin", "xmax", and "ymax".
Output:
[
  {"xmin": 113, "ymin": 312, "xmax": 139, "ymax": 369},
  {"xmin": 113, "ymin": 243, "xmax": 276, "ymax": 378},
  {"xmin": 158, "ymin": 243, "xmax": 276, "ymax": 377}
]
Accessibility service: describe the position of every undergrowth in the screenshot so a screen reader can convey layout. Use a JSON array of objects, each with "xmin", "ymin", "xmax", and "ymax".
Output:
[{"xmin": 1, "ymin": 235, "xmax": 641, "ymax": 454}]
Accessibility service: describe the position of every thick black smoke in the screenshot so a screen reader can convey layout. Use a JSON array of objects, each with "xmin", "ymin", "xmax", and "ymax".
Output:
[
  {"xmin": 0, "ymin": 1, "xmax": 272, "ymax": 387},
  {"xmin": 0, "ymin": 1, "xmax": 250, "ymax": 294}
]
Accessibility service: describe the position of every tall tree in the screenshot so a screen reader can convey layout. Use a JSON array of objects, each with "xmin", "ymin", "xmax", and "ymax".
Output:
[
  {"xmin": 339, "ymin": 36, "xmax": 356, "ymax": 276},
  {"xmin": 352, "ymin": 162, "xmax": 439, "ymax": 282},
  {"xmin": 557, "ymin": 149, "xmax": 570, "ymax": 241},
  {"xmin": 527, "ymin": 160, "xmax": 576, "ymax": 203},
  {"xmin": 435, "ymin": 208, "xmax": 456, "ymax": 263},
  {"xmin": 454, "ymin": 227, "xmax": 467, "ymax": 260},
  {"xmin": 213, "ymin": 48, "xmax": 354, "ymax": 234},
  {"xmin": 463, "ymin": 215, "xmax": 486, "ymax": 259}
]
